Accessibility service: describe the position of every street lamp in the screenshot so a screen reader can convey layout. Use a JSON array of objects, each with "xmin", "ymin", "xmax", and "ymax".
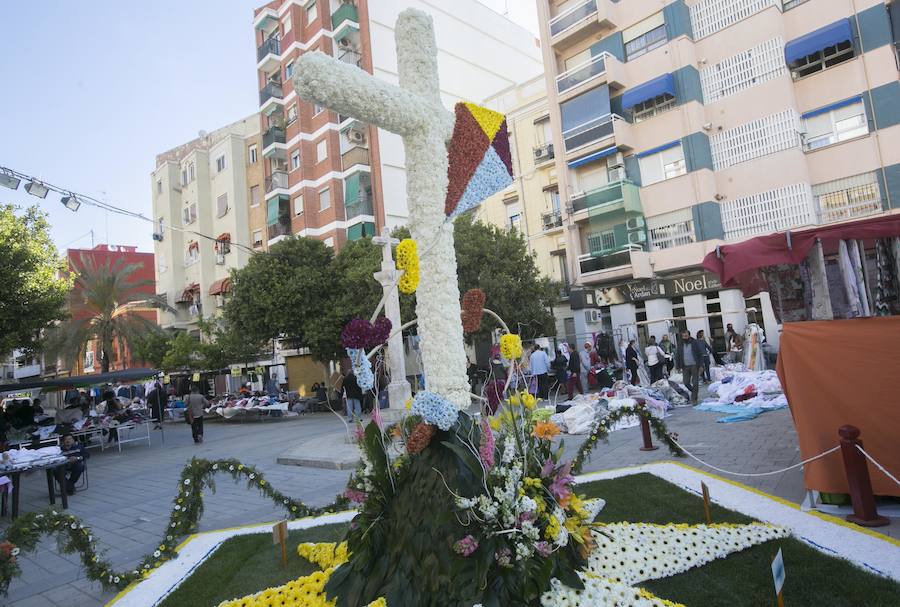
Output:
[
  {"xmin": 0, "ymin": 170, "xmax": 20, "ymax": 190},
  {"xmin": 61, "ymin": 194, "xmax": 81, "ymax": 212},
  {"xmin": 24, "ymin": 180, "xmax": 49, "ymax": 198}
]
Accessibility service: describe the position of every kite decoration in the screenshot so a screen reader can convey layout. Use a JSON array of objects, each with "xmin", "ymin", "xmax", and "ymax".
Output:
[{"xmin": 444, "ymin": 102, "xmax": 514, "ymax": 218}]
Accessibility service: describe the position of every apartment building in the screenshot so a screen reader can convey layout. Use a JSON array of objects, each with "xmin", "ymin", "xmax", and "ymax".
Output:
[
  {"xmin": 152, "ymin": 116, "xmax": 262, "ymax": 331},
  {"xmin": 252, "ymin": 0, "xmax": 543, "ymax": 249},
  {"xmin": 536, "ymin": 0, "xmax": 900, "ymax": 350}
]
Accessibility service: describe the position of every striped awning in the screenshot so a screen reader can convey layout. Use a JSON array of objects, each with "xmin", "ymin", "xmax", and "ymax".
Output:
[
  {"xmin": 567, "ymin": 146, "xmax": 618, "ymax": 168},
  {"xmin": 209, "ymin": 278, "xmax": 232, "ymax": 296}
]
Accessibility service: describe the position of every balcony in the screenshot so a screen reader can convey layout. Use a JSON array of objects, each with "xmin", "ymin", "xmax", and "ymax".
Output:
[
  {"xmin": 562, "ymin": 114, "xmax": 631, "ymax": 154},
  {"xmin": 265, "ymin": 171, "xmax": 289, "ymax": 193},
  {"xmin": 331, "ymin": 2, "xmax": 359, "ymax": 41},
  {"xmin": 533, "ymin": 143, "xmax": 555, "ymax": 166},
  {"xmin": 254, "ymin": 8, "xmax": 278, "ymax": 32},
  {"xmin": 259, "ymin": 80, "xmax": 284, "ymax": 107},
  {"xmin": 556, "ymin": 52, "xmax": 625, "ymax": 101},
  {"xmin": 541, "ymin": 210, "xmax": 563, "ymax": 231},
  {"xmin": 569, "ymin": 180, "xmax": 641, "ymax": 219},
  {"xmin": 341, "ymin": 146, "xmax": 370, "ymax": 171},
  {"xmin": 578, "ymin": 244, "xmax": 642, "ymax": 275},
  {"xmin": 263, "ymin": 126, "xmax": 285, "ymax": 149},
  {"xmin": 267, "ymin": 220, "xmax": 291, "ymax": 241},
  {"xmin": 345, "ymin": 198, "xmax": 374, "ymax": 220},
  {"xmin": 338, "ymin": 47, "xmax": 362, "ymax": 67},
  {"xmin": 549, "ymin": 0, "xmax": 617, "ymax": 51},
  {"xmin": 257, "ymin": 37, "xmax": 281, "ymax": 71}
]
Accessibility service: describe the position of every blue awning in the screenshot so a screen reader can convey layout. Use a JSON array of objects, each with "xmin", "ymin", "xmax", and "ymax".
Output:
[
  {"xmin": 784, "ymin": 19, "xmax": 852, "ymax": 64},
  {"xmin": 621, "ymin": 73, "xmax": 676, "ymax": 110},
  {"xmin": 801, "ymin": 95, "xmax": 863, "ymax": 120},
  {"xmin": 567, "ymin": 146, "xmax": 618, "ymax": 168},
  {"xmin": 636, "ymin": 140, "xmax": 680, "ymax": 159}
]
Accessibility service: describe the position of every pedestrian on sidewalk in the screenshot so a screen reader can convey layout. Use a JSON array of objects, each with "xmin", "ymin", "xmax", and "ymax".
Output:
[
  {"xmin": 579, "ymin": 342, "xmax": 593, "ymax": 392},
  {"xmin": 185, "ymin": 383, "xmax": 208, "ymax": 444},
  {"xmin": 147, "ymin": 381, "xmax": 166, "ymax": 429},
  {"xmin": 696, "ymin": 329, "xmax": 714, "ymax": 383},
  {"xmin": 659, "ymin": 334, "xmax": 675, "ymax": 377},
  {"xmin": 625, "ymin": 340, "xmax": 641, "ymax": 386},
  {"xmin": 566, "ymin": 345, "xmax": 583, "ymax": 400},
  {"xmin": 676, "ymin": 330, "xmax": 704, "ymax": 404},
  {"xmin": 342, "ymin": 370, "xmax": 363, "ymax": 421},
  {"xmin": 644, "ymin": 336, "xmax": 666, "ymax": 383},
  {"xmin": 529, "ymin": 344, "xmax": 551, "ymax": 399}
]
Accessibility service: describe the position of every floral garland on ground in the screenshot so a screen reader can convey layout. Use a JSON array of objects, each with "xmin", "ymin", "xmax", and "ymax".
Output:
[
  {"xmin": 0, "ymin": 458, "xmax": 349, "ymax": 596},
  {"xmin": 571, "ymin": 405, "xmax": 684, "ymax": 475}
]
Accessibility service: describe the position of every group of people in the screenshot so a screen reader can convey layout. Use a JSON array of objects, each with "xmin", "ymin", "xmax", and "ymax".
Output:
[{"xmin": 527, "ymin": 341, "xmax": 614, "ymax": 401}]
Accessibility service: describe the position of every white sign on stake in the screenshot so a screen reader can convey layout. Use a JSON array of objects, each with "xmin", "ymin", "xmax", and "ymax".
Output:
[{"xmin": 772, "ymin": 547, "xmax": 786, "ymax": 596}]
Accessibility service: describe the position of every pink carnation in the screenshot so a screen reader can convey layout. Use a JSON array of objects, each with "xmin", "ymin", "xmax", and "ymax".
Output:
[
  {"xmin": 479, "ymin": 419, "xmax": 495, "ymax": 469},
  {"xmin": 453, "ymin": 535, "xmax": 479, "ymax": 557}
]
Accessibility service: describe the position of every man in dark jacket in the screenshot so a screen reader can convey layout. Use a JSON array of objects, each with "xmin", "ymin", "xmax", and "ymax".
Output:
[
  {"xmin": 675, "ymin": 330, "xmax": 704, "ymax": 404},
  {"xmin": 566, "ymin": 343, "xmax": 583, "ymax": 401},
  {"xmin": 146, "ymin": 381, "xmax": 166, "ymax": 429},
  {"xmin": 60, "ymin": 433, "xmax": 89, "ymax": 495}
]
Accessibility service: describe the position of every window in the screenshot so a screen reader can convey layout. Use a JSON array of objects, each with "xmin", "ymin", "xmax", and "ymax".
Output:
[
  {"xmin": 813, "ymin": 172, "xmax": 882, "ymax": 224},
  {"xmin": 216, "ymin": 193, "xmax": 228, "ymax": 217},
  {"xmin": 282, "ymin": 13, "xmax": 292, "ymax": 34},
  {"xmin": 306, "ymin": 1, "xmax": 317, "ymax": 24},
  {"xmin": 185, "ymin": 242, "xmax": 200, "ymax": 265},
  {"xmin": 287, "ymin": 104, "xmax": 298, "ymax": 124},
  {"xmin": 249, "ymin": 144, "xmax": 258, "ymax": 164},
  {"xmin": 560, "ymin": 85, "xmax": 612, "ymax": 151},
  {"xmin": 323, "ymin": 236, "xmax": 334, "ymax": 248},
  {"xmin": 587, "ymin": 230, "xmax": 616, "ymax": 253},
  {"xmin": 548, "ymin": 189, "xmax": 561, "ymax": 213},
  {"xmin": 291, "ymin": 149, "xmax": 301, "ymax": 171},
  {"xmin": 623, "ymin": 12, "xmax": 667, "ymax": 61},
  {"xmin": 285, "ymin": 61, "xmax": 294, "ymax": 79},
  {"xmin": 638, "ymin": 143, "xmax": 686, "ymax": 185},
  {"xmin": 564, "ymin": 48, "xmax": 591, "ymax": 72},
  {"xmin": 802, "ymin": 98, "xmax": 867, "ymax": 151},
  {"xmin": 313, "ymin": 104, "xmax": 324, "ymax": 116},
  {"xmin": 252, "ymin": 229, "xmax": 263, "ymax": 248},
  {"xmin": 319, "ymin": 187, "xmax": 331, "ymax": 211},
  {"xmin": 647, "ymin": 208, "xmax": 696, "ymax": 250},
  {"xmin": 182, "ymin": 203, "xmax": 197, "ymax": 225},
  {"xmin": 710, "ymin": 109, "xmax": 799, "ymax": 170},
  {"xmin": 721, "ymin": 183, "xmax": 815, "ymax": 239},
  {"xmin": 789, "ymin": 40, "xmax": 854, "ymax": 80},
  {"xmin": 316, "ymin": 139, "xmax": 328, "ymax": 162},
  {"xmin": 181, "ymin": 167, "xmax": 188, "ymax": 186},
  {"xmin": 250, "ymin": 184, "xmax": 261, "ymax": 207},
  {"xmin": 188, "ymin": 162, "xmax": 195, "ymax": 182},
  {"xmin": 631, "ymin": 94, "xmax": 676, "ymax": 123},
  {"xmin": 294, "ymin": 194, "xmax": 304, "ymax": 215},
  {"xmin": 782, "ymin": 0, "xmax": 809, "ymax": 10},
  {"xmin": 507, "ymin": 203, "xmax": 523, "ymax": 231},
  {"xmin": 156, "ymin": 179, "xmax": 162, "ymax": 194},
  {"xmin": 217, "ymin": 239, "xmax": 231, "ymax": 255},
  {"xmin": 216, "ymin": 154, "xmax": 226, "ymax": 172}
]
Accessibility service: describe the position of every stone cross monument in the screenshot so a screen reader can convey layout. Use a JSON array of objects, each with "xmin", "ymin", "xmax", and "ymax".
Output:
[
  {"xmin": 371, "ymin": 227, "xmax": 412, "ymax": 412},
  {"xmin": 293, "ymin": 9, "xmax": 471, "ymax": 409}
]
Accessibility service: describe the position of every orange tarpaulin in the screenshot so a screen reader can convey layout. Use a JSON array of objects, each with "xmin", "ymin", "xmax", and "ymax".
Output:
[{"xmin": 777, "ymin": 317, "xmax": 900, "ymax": 497}]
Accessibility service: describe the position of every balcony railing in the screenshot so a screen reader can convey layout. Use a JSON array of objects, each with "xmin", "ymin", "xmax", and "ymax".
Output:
[
  {"xmin": 341, "ymin": 147, "xmax": 370, "ymax": 170},
  {"xmin": 267, "ymin": 220, "xmax": 291, "ymax": 240},
  {"xmin": 562, "ymin": 113, "xmax": 618, "ymax": 152},
  {"xmin": 549, "ymin": 0, "xmax": 598, "ymax": 38},
  {"xmin": 259, "ymin": 80, "xmax": 284, "ymax": 105},
  {"xmin": 332, "ymin": 2, "xmax": 359, "ymax": 29},
  {"xmin": 265, "ymin": 171, "xmax": 289, "ymax": 193},
  {"xmin": 541, "ymin": 210, "xmax": 563, "ymax": 230},
  {"xmin": 533, "ymin": 143, "xmax": 555, "ymax": 163},
  {"xmin": 556, "ymin": 52, "xmax": 608, "ymax": 94},
  {"xmin": 257, "ymin": 36, "xmax": 281, "ymax": 62},
  {"xmin": 338, "ymin": 48, "xmax": 362, "ymax": 67},
  {"xmin": 263, "ymin": 126, "xmax": 286, "ymax": 149},
  {"xmin": 578, "ymin": 244, "xmax": 642, "ymax": 274},
  {"xmin": 345, "ymin": 198, "xmax": 374, "ymax": 220},
  {"xmin": 569, "ymin": 180, "xmax": 640, "ymax": 215}
]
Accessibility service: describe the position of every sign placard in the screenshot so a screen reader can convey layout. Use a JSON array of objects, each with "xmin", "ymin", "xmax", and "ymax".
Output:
[
  {"xmin": 701, "ymin": 481, "xmax": 712, "ymax": 524},
  {"xmin": 772, "ymin": 547, "xmax": 786, "ymax": 603},
  {"xmin": 595, "ymin": 271, "xmax": 723, "ymax": 306},
  {"xmin": 191, "ymin": 372, "xmax": 200, "ymax": 381},
  {"xmin": 272, "ymin": 520, "xmax": 288, "ymax": 565}
]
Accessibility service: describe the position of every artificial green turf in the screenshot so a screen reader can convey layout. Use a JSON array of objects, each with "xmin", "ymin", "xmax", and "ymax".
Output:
[
  {"xmin": 581, "ymin": 473, "xmax": 900, "ymax": 606},
  {"xmin": 158, "ymin": 522, "xmax": 349, "ymax": 607}
]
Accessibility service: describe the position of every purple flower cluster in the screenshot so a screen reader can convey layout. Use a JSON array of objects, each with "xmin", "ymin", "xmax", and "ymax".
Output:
[
  {"xmin": 479, "ymin": 419, "xmax": 495, "ymax": 470},
  {"xmin": 341, "ymin": 316, "xmax": 393, "ymax": 349},
  {"xmin": 542, "ymin": 458, "xmax": 574, "ymax": 503},
  {"xmin": 453, "ymin": 535, "xmax": 479, "ymax": 557},
  {"xmin": 370, "ymin": 316, "xmax": 392, "ymax": 346}
]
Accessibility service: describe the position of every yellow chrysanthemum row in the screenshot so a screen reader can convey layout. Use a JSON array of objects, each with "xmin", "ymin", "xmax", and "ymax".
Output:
[
  {"xmin": 499, "ymin": 333, "xmax": 523, "ymax": 360},
  {"xmin": 297, "ymin": 542, "xmax": 349, "ymax": 570},
  {"xmin": 396, "ymin": 238, "xmax": 419, "ymax": 294}
]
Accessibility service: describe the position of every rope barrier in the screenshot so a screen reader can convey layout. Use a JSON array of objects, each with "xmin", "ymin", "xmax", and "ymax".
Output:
[
  {"xmin": 668, "ymin": 436, "xmax": 841, "ymax": 478},
  {"xmin": 855, "ymin": 445, "xmax": 900, "ymax": 488}
]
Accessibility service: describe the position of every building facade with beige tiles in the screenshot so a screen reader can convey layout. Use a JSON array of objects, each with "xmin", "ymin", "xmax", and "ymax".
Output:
[{"xmin": 533, "ymin": 0, "xmax": 900, "ymax": 350}]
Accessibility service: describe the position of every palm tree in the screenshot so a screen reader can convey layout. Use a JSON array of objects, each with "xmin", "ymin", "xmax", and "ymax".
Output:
[{"xmin": 46, "ymin": 254, "xmax": 165, "ymax": 374}]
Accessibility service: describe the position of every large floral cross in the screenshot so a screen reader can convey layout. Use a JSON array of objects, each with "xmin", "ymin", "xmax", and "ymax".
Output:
[{"xmin": 292, "ymin": 9, "xmax": 505, "ymax": 409}]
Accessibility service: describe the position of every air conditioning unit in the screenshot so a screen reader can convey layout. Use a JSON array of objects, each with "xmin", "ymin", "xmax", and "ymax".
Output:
[
  {"xmin": 586, "ymin": 309, "xmax": 602, "ymax": 324},
  {"xmin": 534, "ymin": 145, "xmax": 551, "ymax": 161},
  {"xmin": 216, "ymin": 253, "xmax": 226, "ymax": 265},
  {"xmin": 347, "ymin": 128, "xmax": 367, "ymax": 144},
  {"xmin": 628, "ymin": 231, "xmax": 647, "ymax": 245},
  {"xmin": 608, "ymin": 166, "xmax": 626, "ymax": 182},
  {"xmin": 626, "ymin": 216, "xmax": 645, "ymax": 230}
]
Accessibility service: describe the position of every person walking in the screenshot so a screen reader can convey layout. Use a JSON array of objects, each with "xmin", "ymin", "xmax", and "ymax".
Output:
[
  {"xmin": 566, "ymin": 346, "xmax": 583, "ymax": 400},
  {"xmin": 184, "ymin": 383, "xmax": 208, "ymax": 444},
  {"xmin": 725, "ymin": 323, "xmax": 738, "ymax": 351},
  {"xmin": 676, "ymin": 330, "xmax": 705, "ymax": 404},
  {"xmin": 579, "ymin": 342, "xmax": 593, "ymax": 392},
  {"xmin": 529, "ymin": 344, "xmax": 551, "ymax": 399},
  {"xmin": 146, "ymin": 381, "xmax": 166, "ymax": 429},
  {"xmin": 696, "ymin": 329, "xmax": 714, "ymax": 383},
  {"xmin": 644, "ymin": 336, "xmax": 666, "ymax": 383},
  {"xmin": 551, "ymin": 349, "xmax": 568, "ymax": 398},
  {"xmin": 342, "ymin": 369, "xmax": 363, "ymax": 420},
  {"xmin": 659, "ymin": 334, "xmax": 675, "ymax": 377},
  {"xmin": 625, "ymin": 340, "xmax": 641, "ymax": 386}
]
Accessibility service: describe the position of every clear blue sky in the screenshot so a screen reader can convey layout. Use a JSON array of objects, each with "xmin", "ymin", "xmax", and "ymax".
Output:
[{"xmin": 0, "ymin": 0, "xmax": 536, "ymax": 254}]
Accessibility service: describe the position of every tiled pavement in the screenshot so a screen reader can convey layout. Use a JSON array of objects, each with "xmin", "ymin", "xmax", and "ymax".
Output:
[{"xmin": 2, "ymin": 398, "xmax": 896, "ymax": 606}]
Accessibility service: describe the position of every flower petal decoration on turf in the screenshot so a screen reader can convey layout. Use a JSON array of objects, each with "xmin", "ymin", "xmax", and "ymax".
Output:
[
  {"xmin": 0, "ymin": 458, "xmax": 349, "ymax": 596},
  {"xmin": 460, "ymin": 287, "xmax": 486, "ymax": 333},
  {"xmin": 395, "ymin": 238, "xmax": 419, "ymax": 295}
]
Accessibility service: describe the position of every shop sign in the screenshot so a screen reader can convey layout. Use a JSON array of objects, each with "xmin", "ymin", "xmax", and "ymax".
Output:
[{"xmin": 595, "ymin": 272, "xmax": 722, "ymax": 306}]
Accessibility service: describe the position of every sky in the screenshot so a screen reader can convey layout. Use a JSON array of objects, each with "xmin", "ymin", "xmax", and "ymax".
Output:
[{"xmin": 0, "ymin": 0, "xmax": 538, "ymax": 255}]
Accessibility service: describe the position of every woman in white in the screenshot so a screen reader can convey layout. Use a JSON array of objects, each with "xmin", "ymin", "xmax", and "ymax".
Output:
[{"xmin": 644, "ymin": 336, "xmax": 666, "ymax": 383}]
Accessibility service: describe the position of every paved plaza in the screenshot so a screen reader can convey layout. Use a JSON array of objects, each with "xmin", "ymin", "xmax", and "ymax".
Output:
[{"xmin": 2, "ymin": 403, "xmax": 896, "ymax": 606}]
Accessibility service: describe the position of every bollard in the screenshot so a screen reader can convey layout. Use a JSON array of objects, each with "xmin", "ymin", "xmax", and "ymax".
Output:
[
  {"xmin": 638, "ymin": 404, "xmax": 658, "ymax": 452},
  {"xmin": 838, "ymin": 425, "xmax": 888, "ymax": 527}
]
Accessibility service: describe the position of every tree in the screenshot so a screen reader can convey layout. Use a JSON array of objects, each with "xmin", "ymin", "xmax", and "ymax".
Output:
[
  {"xmin": 224, "ymin": 236, "xmax": 334, "ymax": 348},
  {"xmin": 46, "ymin": 254, "xmax": 161, "ymax": 373},
  {"xmin": 0, "ymin": 205, "xmax": 69, "ymax": 354},
  {"xmin": 452, "ymin": 215, "xmax": 557, "ymax": 339},
  {"xmin": 130, "ymin": 329, "xmax": 173, "ymax": 369}
]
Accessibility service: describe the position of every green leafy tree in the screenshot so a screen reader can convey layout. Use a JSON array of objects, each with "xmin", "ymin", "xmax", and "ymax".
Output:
[
  {"xmin": 130, "ymin": 329, "xmax": 173, "ymax": 369},
  {"xmin": 196, "ymin": 319, "xmax": 266, "ymax": 371},
  {"xmin": 224, "ymin": 236, "xmax": 334, "ymax": 349},
  {"xmin": 46, "ymin": 254, "xmax": 161, "ymax": 373},
  {"xmin": 160, "ymin": 331, "xmax": 202, "ymax": 371},
  {"xmin": 0, "ymin": 205, "xmax": 69, "ymax": 354}
]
